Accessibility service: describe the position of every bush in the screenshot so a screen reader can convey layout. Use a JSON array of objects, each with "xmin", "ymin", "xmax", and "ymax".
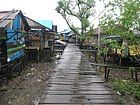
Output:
[{"xmin": 110, "ymin": 78, "xmax": 140, "ymax": 100}]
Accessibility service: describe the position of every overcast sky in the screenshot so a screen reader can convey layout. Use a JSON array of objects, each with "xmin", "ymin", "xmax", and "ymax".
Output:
[{"xmin": 0, "ymin": 0, "xmax": 104, "ymax": 32}]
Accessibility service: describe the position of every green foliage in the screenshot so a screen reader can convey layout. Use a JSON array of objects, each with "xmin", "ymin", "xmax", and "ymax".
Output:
[
  {"xmin": 110, "ymin": 78, "xmax": 140, "ymax": 100},
  {"xmin": 97, "ymin": 37, "xmax": 121, "ymax": 56},
  {"xmin": 102, "ymin": 38, "xmax": 121, "ymax": 48},
  {"xmin": 100, "ymin": 0, "xmax": 140, "ymax": 45},
  {"xmin": 56, "ymin": 0, "xmax": 96, "ymax": 43},
  {"xmin": 98, "ymin": 46, "xmax": 108, "ymax": 56}
]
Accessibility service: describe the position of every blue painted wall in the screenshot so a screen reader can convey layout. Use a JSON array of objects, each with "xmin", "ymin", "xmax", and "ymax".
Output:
[
  {"xmin": 6, "ymin": 14, "xmax": 25, "ymax": 62},
  {"xmin": 7, "ymin": 50, "xmax": 24, "ymax": 62},
  {"xmin": 13, "ymin": 15, "xmax": 20, "ymax": 30}
]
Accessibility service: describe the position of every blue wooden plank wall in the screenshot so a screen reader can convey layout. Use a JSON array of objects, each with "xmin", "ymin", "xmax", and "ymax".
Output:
[{"xmin": 6, "ymin": 14, "xmax": 25, "ymax": 62}]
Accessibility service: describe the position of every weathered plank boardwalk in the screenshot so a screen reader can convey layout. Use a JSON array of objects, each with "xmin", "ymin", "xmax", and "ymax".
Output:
[{"xmin": 38, "ymin": 43, "xmax": 120, "ymax": 105}]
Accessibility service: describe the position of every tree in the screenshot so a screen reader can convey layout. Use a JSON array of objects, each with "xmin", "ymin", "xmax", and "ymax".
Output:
[
  {"xmin": 56, "ymin": 0, "xmax": 96, "ymax": 43},
  {"xmin": 100, "ymin": 0, "xmax": 140, "ymax": 45},
  {"xmin": 99, "ymin": 0, "xmax": 140, "ymax": 64}
]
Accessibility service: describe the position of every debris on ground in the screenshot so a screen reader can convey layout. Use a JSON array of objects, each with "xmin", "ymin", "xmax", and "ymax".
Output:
[{"xmin": 0, "ymin": 61, "xmax": 56, "ymax": 105}]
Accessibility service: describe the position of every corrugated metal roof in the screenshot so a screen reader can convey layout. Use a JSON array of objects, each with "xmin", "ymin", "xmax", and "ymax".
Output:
[
  {"xmin": 0, "ymin": 12, "xmax": 9, "ymax": 19},
  {"xmin": 8, "ymin": 11, "xmax": 19, "ymax": 19},
  {"xmin": 0, "ymin": 10, "xmax": 30, "ymax": 30},
  {"xmin": 0, "ymin": 10, "xmax": 20, "ymax": 28},
  {"xmin": 37, "ymin": 20, "xmax": 53, "ymax": 29},
  {"xmin": 0, "ymin": 20, "xmax": 11, "ymax": 28},
  {"xmin": 25, "ymin": 17, "xmax": 46, "ymax": 29},
  {"xmin": 25, "ymin": 17, "xmax": 52, "ymax": 31}
]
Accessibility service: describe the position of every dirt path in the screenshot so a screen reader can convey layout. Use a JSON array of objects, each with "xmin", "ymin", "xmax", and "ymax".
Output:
[{"xmin": 0, "ymin": 60, "xmax": 57, "ymax": 105}]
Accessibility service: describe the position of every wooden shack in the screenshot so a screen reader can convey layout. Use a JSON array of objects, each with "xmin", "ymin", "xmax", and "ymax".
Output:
[
  {"xmin": 44, "ymin": 31, "xmax": 55, "ymax": 48},
  {"xmin": 104, "ymin": 35, "xmax": 140, "ymax": 66},
  {"xmin": 0, "ymin": 10, "xmax": 30, "ymax": 82},
  {"xmin": 0, "ymin": 10, "xmax": 30, "ymax": 64},
  {"xmin": 25, "ymin": 17, "xmax": 55, "ymax": 60}
]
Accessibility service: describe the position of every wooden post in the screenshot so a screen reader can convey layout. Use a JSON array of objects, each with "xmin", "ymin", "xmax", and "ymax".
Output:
[
  {"xmin": 106, "ymin": 69, "xmax": 110, "ymax": 81},
  {"xmin": 104, "ymin": 66, "xmax": 107, "ymax": 80},
  {"xmin": 103, "ymin": 54, "xmax": 106, "ymax": 64},
  {"xmin": 24, "ymin": 54, "xmax": 27, "ymax": 69},
  {"xmin": 135, "ymin": 71, "xmax": 138, "ymax": 82},
  {"xmin": 131, "ymin": 71, "xmax": 134, "ymax": 80},
  {"xmin": 94, "ymin": 51, "xmax": 97, "ymax": 63}
]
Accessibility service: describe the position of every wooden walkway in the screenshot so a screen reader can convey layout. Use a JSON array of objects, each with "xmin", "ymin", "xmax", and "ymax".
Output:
[{"xmin": 37, "ymin": 43, "xmax": 120, "ymax": 105}]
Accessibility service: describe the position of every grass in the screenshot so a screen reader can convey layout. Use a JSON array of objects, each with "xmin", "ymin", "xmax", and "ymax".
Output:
[
  {"xmin": 109, "ymin": 78, "xmax": 140, "ymax": 105},
  {"xmin": 84, "ymin": 51, "xmax": 140, "ymax": 104}
]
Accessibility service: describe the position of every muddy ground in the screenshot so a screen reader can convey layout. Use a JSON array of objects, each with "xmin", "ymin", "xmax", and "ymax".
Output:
[
  {"xmin": 84, "ymin": 51, "xmax": 140, "ymax": 105},
  {"xmin": 0, "ymin": 59, "xmax": 57, "ymax": 105},
  {"xmin": 0, "ymin": 50, "xmax": 140, "ymax": 105}
]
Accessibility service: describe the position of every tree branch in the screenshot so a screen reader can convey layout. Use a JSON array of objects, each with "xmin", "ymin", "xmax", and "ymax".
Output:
[
  {"xmin": 134, "ymin": 28, "xmax": 140, "ymax": 32},
  {"xmin": 66, "ymin": 5, "xmax": 81, "ymax": 20},
  {"xmin": 61, "ymin": 14, "xmax": 80, "ymax": 36}
]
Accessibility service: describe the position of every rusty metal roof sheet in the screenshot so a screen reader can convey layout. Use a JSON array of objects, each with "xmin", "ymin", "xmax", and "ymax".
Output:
[
  {"xmin": 25, "ymin": 16, "xmax": 51, "ymax": 31},
  {"xmin": 0, "ymin": 10, "xmax": 19, "ymax": 20},
  {"xmin": 0, "ymin": 20, "xmax": 11, "ymax": 28},
  {"xmin": 0, "ymin": 12, "xmax": 9, "ymax": 19},
  {"xmin": 0, "ymin": 10, "xmax": 30, "ymax": 30},
  {"xmin": 25, "ymin": 17, "xmax": 46, "ymax": 29},
  {"xmin": 0, "ymin": 10, "xmax": 20, "ymax": 27}
]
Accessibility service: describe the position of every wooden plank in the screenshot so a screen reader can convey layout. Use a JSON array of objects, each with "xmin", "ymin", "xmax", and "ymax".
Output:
[
  {"xmin": 46, "ymin": 84, "xmax": 108, "ymax": 91},
  {"xmin": 81, "ymin": 49, "xmax": 97, "ymax": 52},
  {"xmin": 51, "ymin": 78, "xmax": 104, "ymax": 82},
  {"xmin": 47, "ymin": 82, "xmax": 106, "ymax": 86},
  {"xmin": 39, "ymin": 103, "xmax": 120, "ymax": 105},
  {"xmin": 54, "ymin": 72, "xmax": 97, "ymax": 76},
  {"xmin": 52, "ymin": 75, "xmax": 100, "ymax": 79},
  {"xmin": 39, "ymin": 44, "xmax": 119, "ymax": 105},
  {"xmin": 90, "ymin": 63, "xmax": 140, "ymax": 71},
  {"xmin": 50, "ymin": 81, "xmax": 106, "ymax": 85},
  {"xmin": 44, "ymin": 90, "xmax": 113, "ymax": 95},
  {"xmin": 47, "ymin": 88, "xmax": 109, "ymax": 91},
  {"xmin": 40, "ymin": 94, "xmax": 118, "ymax": 104}
]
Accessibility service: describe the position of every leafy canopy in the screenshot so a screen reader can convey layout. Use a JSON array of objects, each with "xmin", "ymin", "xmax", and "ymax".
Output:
[
  {"xmin": 100, "ymin": 0, "xmax": 140, "ymax": 45},
  {"xmin": 56, "ymin": 0, "xmax": 96, "ymax": 42}
]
